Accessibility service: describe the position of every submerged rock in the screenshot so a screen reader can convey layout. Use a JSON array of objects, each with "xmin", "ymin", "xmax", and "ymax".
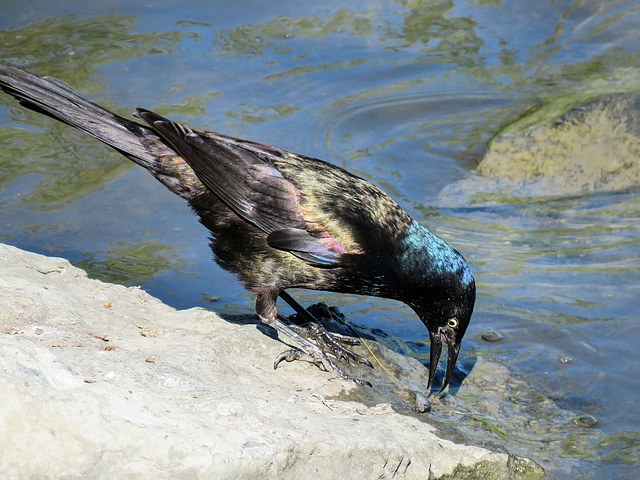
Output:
[
  {"xmin": 478, "ymin": 92, "xmax": 640, "ymax": 195},
  {"xmin": 0, "ymin": 243, "xmax": 534, "ymax": 479}
]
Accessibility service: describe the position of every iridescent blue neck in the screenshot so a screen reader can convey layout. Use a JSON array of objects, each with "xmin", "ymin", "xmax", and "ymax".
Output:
[{"xmin": 399, "ymin": 220, "xmax": 474, "ymax": 287}]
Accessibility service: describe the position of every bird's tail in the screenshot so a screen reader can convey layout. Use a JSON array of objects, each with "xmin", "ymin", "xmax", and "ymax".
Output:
[{"xmin": 0, "ymin": 64, "xmax": 202, "ymax": 199}]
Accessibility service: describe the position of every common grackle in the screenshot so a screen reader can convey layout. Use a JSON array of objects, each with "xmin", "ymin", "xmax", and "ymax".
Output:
[{"xmin": 0, "ymin": 64, "xmax": 475, "ymax": 391}]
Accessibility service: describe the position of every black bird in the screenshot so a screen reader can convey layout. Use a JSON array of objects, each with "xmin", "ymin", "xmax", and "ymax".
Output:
[{"xmin": 0, "ymin": 64, "xmax": 475, "ymax": 391}]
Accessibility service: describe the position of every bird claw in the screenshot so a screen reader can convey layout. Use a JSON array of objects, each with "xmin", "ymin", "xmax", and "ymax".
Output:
[
  {"xmin": 274, "ymin": 348, "xmax": 317, "ymax": 369},
  {"xmin": 274, "ymin": 348, "xmax": 372, "ymax": 387},
  {"xmin": 287, "ymin": 320, "xmax": 373, "ymax": 368},
  {"xmin": 263, "ymin": 294, "xmax": 373, "ymax": 386}
]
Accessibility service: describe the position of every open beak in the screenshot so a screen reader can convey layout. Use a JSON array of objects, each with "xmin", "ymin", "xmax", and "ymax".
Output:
[{"xmin": 427, "ymin": 330, "xmax": 460, "ymax": 392}]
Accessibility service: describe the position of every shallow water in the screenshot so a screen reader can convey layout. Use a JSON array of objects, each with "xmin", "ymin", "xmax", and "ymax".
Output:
[{"xmin": 1, "ymin": 1, "xmax": 639, "ymax": 477}]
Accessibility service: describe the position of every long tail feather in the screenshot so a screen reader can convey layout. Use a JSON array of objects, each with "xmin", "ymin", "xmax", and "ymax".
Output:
[{"xmin": 0, "ymin": 64, "xmax": 203, "ymax": 199}]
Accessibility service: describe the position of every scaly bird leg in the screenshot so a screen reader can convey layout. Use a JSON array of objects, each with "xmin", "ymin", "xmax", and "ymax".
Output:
[
  {"xmin": 279, "ymin": 291, "xmax": 373, "ymax": 368},
  {"xmin": 255, "ymin": 291, "xmax": 372, "ymax": 387},
  {"xmin": 263, "ymin": 315, "xmax": 372, "ymax": 387}
]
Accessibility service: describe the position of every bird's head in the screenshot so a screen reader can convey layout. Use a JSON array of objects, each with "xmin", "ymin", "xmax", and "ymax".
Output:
[
  {"xmin": 397, "ymin": 221, "xmax": 476, "ymax": 392},
  {"xmin": 412, "ymin": 272, "xmax": 475, "ymax": 392}
]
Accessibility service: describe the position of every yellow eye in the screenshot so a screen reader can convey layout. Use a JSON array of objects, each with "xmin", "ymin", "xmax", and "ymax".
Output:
[{"xmin": 447, "ymin": 318, "xmax": 458, "ymax": 328}]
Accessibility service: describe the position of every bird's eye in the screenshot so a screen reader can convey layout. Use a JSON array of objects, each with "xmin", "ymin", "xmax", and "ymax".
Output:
[{"xmin": 447, "ymin": 318, "xmax": 458, "ymax": 328}]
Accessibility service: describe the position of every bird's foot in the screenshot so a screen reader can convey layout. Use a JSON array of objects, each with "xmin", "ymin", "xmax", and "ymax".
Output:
[
  {"xmin": 284, "ymin": 300, "xmax": 373, "ymax": 368},
  {"xmin": 286, "ymin": 318, "xmax": 373, "ymax": 368},
  {"xmin": 259, "ymin": 309, "xmax": 372, "ymax": 386},
  {"xmin": 274, "ymin": 347, "xmax": 372, "ymax": 387},
  {"xmin": 259, "ymin": 292, "xmax": 373, "ymax": 386}
]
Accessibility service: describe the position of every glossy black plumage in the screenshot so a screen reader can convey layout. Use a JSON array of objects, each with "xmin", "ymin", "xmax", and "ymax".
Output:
[{"xmin": 0, "ymin": 64, "xmax": 476, "ymax": 390}]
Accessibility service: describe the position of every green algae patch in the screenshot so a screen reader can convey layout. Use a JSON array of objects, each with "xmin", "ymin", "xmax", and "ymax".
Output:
[{"xmin": 478, "ymin": 93, "xmax": 640, "ymax": 195}]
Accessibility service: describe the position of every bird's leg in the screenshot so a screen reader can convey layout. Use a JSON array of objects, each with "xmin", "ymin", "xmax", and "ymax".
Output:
[
  {"xmin": 279, "ymin": 291, "xmax": 373, "ymax": 368},
  {"xmin": 256, "ymin": 292, "xmax": 372, "ymax": 387}
]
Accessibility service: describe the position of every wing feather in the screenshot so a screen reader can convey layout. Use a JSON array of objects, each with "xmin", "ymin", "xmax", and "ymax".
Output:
[
  {"xmin": 266, "ymin": 228, "xmax": 341, "ymax": 267},
  {"xmin": 136, "ymin": 108, "xmax": 346, "ymax": 267}
]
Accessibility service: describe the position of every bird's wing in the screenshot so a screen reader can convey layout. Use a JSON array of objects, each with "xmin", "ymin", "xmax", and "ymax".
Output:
[{"xmin": 136, "ymin": 109, "xmax": 344, "ymax": 267}]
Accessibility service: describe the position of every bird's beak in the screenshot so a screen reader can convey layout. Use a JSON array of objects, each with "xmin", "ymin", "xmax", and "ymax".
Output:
[
  {"xmin": 427, "ymin": 330, "xmax": 460, "ymax": 392},
  {"xmin": 441, "ymin": 337, "xmax": 460, "ymax": 393},
  {"xmin": 427, "ymin": 330, "xmax": 442, "ymax": 390}
]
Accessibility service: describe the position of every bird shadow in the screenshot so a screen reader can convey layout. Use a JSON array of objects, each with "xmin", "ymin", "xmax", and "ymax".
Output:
[
  {"xmin": 213, "ymin": 310, "xmax": 279, "ymax": 340},
  {"xmin": 215, "ymin": 301, "xmax": 380, "ymax": 345}
]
